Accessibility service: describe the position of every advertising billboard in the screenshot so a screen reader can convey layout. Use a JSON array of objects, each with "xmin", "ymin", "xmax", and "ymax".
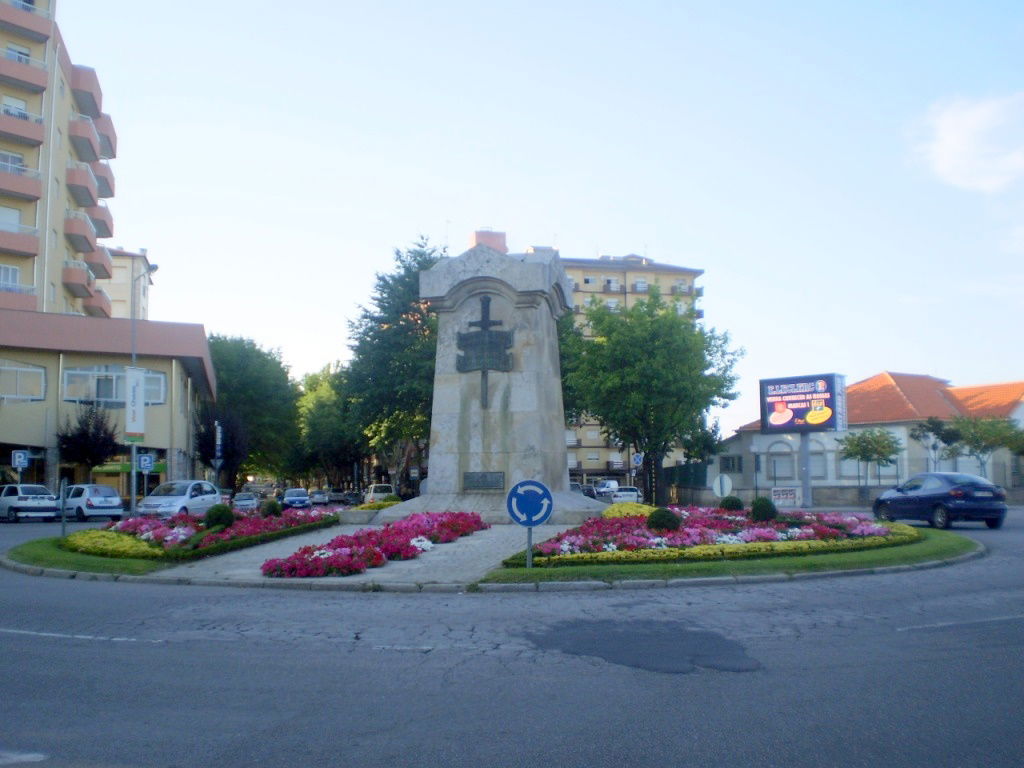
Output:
[{"xmin": 759, "ymin": 373, "xmax": 847, "ymax": 434}]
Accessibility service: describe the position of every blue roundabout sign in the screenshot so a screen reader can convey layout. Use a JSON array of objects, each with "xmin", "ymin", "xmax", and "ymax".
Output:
[{"xmin": 506, "ymin": 480, "xmax": 554, "ymax": 527}]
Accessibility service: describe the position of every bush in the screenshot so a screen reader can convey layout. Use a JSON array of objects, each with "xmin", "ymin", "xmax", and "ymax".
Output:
[
  {"xmin": 719, "ymin": 495, "xmax": 744, "ymax": 511},
  {"xmin": 602, "ymin": 502, "xmax": 657, "ymax": 519},
  {"xmin": 260, "ymin": 499, "xmax": 282, "ymax": 517},
  {"xmin": 750, "ymin": 496, "xmax": 778, "ymax": 522},
  {"xmin": 383, "ymin": 494, "xmax": 402, "ymax": 503},
  {"xmin": 204, "ymin": 504, "xmax": 235, "ymax": 529},
  {"xmin": 646, "ymin": 507, "xmax": 680, "ymax": 531}
]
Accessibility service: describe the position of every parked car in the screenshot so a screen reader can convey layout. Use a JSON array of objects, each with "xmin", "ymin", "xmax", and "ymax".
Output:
[
  {"xmin": 138, "ymin": 480, "xmax": 220, "ymax": 518},
  {"xmin": 63, "ymin": 484, "xmax": 123, "ymax": 521},
  {"xmin": 0, "ymin": 484, "xmax": 59, "ymax": 522},
  {"xmin": 232, "ymin": 491, "xmax": 260, "ymax": 513},
  {"xmin": 280, "ymin": 488, "xmax": 311, "ymax": 509},
  {"xmin": 873, "ymin": 472, "xmax": 1008, "ymax": 529},
  {"xmin": 581, "ymin": 485, "xmax": 598, "ymax": 499},
  {"xmin": 570, "ymin": 482, "xmax": 583, "ymax": 493},
  {"xmin": 610, "ymin": 486, "xmax": 641, "ymax": 503},
  {"xmin": 339, "ymin": 490, "xmax": 363, "ymax": 506},
  {"xmin": 327, "ymin": 488, "xmax": 348, "ymax": 503},
  {"xmin": 309, "ymin": 489, "xmax": 329, "ymax": 505},
  {"xmin": 595, "ymin": 480, "xmax": 620, "ymax": 498},
  {"xmin": 364, "ymin": 484, "xmax": 395, "ymax": 504}
]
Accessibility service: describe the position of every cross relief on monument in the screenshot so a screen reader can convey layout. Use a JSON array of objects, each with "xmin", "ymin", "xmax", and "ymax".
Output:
[{"xmin": 456, "ymin": 295, "xmax": 513, "ymax": 409}]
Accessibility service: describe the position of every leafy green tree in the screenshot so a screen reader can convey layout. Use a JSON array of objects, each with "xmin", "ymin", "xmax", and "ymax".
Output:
[
  {"xmin": 944, "ymin": 417, "xmax": 1022, "ymax": 477},
  {"xmin": 206, "ymin": 336, "xmax": 299, "ymax": 481},
  {"xmin": 194, "ymin": 404, "xmax": 248, "ymax": 491},
  {"xmin": 298, "ymin": 364, "xmax": 366, "ymax": 487},
  {"xmin": 347, "ymin": 238, "xmax": 443, "ymax": 484},
  {"xmin": 557, "ymin": 311, "xmax": 586, "ymax": 424},
  {"xmin": 56, "ymin": 402, "xmax": 120, "ymax": 482},
  {"xmin": 836, "ymin": 428, "xmax": 903, "ymax": 485},
  {"xmin": 909, "ymin": 416, "xmax": 961, "ymax": 471},
  {"xmin": 566, "ymin": 291, "xmax": 739, "ymax": 504}
]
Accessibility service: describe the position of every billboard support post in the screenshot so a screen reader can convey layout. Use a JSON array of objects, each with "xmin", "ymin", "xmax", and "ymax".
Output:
[{"xmin": 799, "ymin": 433, "xmax": 811, "ymax": 508}]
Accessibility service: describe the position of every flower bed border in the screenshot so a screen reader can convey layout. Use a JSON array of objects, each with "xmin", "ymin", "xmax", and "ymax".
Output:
[
  {"xmin": 502, "ymin": 522, "xmax": 922, "ymax": 568},
  {"xmin": 60, "ymin": 516, "xmax": 340, "ymax": 562}
]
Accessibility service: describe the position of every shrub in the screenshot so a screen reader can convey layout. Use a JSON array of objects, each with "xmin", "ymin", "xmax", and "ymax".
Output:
[
  {"xmin": 356, "ymin": 500, "xmax": 400, "ymax": 511},
  {"xmin": 646, "ymin": 507, "xmax": 680, "ymax": 531},
  {"xmin": 750, "ymin": 496, "xmax": 778, "ymax": 522},
  {"xmin": 383, "ymin": 494, "xmax": 402, "ymax": 503},
  {"xmin": 204, "ymin": 504, "xmax": 235, "ymax": 529},
  {"xmin": 260, "ymin": 499, "xmax": 282, "ymax": 517},
  {"xmin": 602, "ymin": 501, "xmax": 657, "ymax": 519},
  {"xmin": 719, "ymin": 495, "xmax": 744, "ymax": 511}
]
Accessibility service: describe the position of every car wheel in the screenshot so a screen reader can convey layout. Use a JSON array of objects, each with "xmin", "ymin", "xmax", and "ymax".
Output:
[
  {"xmin": 7, "ymin": 508, "xmax": 19, "ymax": 523},
  {"xmin": 179, "ymin": 507, "xmax": 188, "ymax": 516},
  {"xmin": 75, "ymin": 507, "xmax": 86, "ymax": 522},
  {"xmin": 875, "ymin": 504, "xmax": 895, "ymax": 522},
  {"xmin": 110, "ymin": 513, "xmax": 122, "ymax": 521},
  {"xmin": 985, "ymin": 517, "xmax": 1004, "ymax": 530},
  {"xmin": 929, "ymin": 505, "xmax": 951, "ymax": 529}
]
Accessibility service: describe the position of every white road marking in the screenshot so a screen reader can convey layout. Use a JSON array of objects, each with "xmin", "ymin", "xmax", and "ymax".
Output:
[
  {"xmin": 372, "ymin": 645, "xmax": 433, "ymax": 652},
  {"xmin": 0, "ymin": 750, "xmax": 47, "ymax": 765},
  {"xmin": 0, "ymin": 627, "xmax": 162, "ymax": 643},
  {"xmin": 896, "ymin": 614, "xmax": 1024, "ymax": 632}
]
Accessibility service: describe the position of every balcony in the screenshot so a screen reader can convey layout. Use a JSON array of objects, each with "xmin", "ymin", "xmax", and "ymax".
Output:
[
  {"xmin": 63, "ymin": 209, "xmax": 96, "ymax": 253},
  {"xmin": 69, "ymin": 114, "xmax": 100, "ymax": 162},
  {"xmin": 671, "ymin": 284, "xmax": 692, "ymax": 296},
  {"xmin": 606, "ymin": 460, "xmax": 625, "ymax": 471},
  {"xmin": 694, "ymin": 286, "xmax": 704, "ymax": 298},
  {"xmin": 0, "ymin": 222, "xmax": 37, "ymax": 256},
  {"xmin": 81, "ymin": 286, "xmax": 111, "ymax": 318},
  {"xmin": 602, "ymin": 282, "xmax": 622, "ymax": 293},
  {"xmin": 94, "ymin": 113, "xmax": 116, "ymax": 158},
  {"xmin": 71, "ymin": 66, "xmax": 102, "ymax": 118},
  {"xmin": 631, "ymin": 282, "xmax": 649, "ymax": 293},
  {"xmin": 62, "ymin": 260, "xmax": 94, "ymax": 298},
  {"xmin": 0, "ymin": 1, "xmax": 53, "ymax": 42},
  {"xmin": 0, "ymin": 159, "xmax": 40, "ymax": 199},
  {"xmin": 66, "ymin": 161, "xmax": 98, "ymax": 206},
  {"xmin": 83, "ymin": 245, "xmax": 112, "ymax": 279},
  {"xmin": 0, "ymin": 104, "xmax": 43, "ymax": 145},
  {"xmin": 91, "ymin": 160, "xmax": 114, "ymax": 197},
  {"xmin": 86, "ymin": 201, "xmax": 112, "ymax": 238},
  {"xmin": 0, "ymin": 280, "xmax": 35, "ymax": 310},
  {"xmin": 565, "ymin": 437, "xmax": 582, "ymax": 448},
  {"xmin": 0, "ymin": 49, "xmax": 47, "ymax": 92}
]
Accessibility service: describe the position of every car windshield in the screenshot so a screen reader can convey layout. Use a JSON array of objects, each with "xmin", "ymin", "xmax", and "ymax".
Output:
[
  {"xmin": 284, "ymin": 489, "xmax": 306, "ymax": 497},
  {"xmin": 91, "ymin": 486, "xmax": 118, "ymax": 497},
  {"xmin": 235, "ymin": 493, "xmax": 255, "ymax": 500},
  {"xmin": 151, "ymin": 482, "xmax": 190, "ymax": 497},
  {"xmin": 21, "ymin": 485, "xmax": 50, "ymax": 495}
]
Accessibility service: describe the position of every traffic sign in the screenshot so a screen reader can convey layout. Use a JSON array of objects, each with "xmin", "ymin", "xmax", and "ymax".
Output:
[
  {"xmin": 711, "ymin": 474, "xmax": 733, "ymax": 498},
  {"xmin": 632, "ymin": 452, "xmax": 644, "ymax": 467},
  {"xmin": 137, "ymin": 453, "xmax": 154, "ymax": 473},
  {"xmin": 11, "ymin": 450, "xmax": 28, "ymax": 469},
  {"xmin": 506, "ymin": 480, "xmax": 554, "ymax": 527}
]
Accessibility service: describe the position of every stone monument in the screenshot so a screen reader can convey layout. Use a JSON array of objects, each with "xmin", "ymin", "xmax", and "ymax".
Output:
[{"xmin": 374, "ymin": 241, "xmax": 604, "ymax": 524}]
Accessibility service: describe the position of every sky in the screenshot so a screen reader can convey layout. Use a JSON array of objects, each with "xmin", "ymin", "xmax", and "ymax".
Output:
[{"xmin": 54, "ymin": 1, "xmax": 1024, "ymax": 436}]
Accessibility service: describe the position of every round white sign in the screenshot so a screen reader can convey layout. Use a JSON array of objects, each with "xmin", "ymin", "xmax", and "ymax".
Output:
[{"xmin": 711, "ymin": 473, "xmax": 733, "ymax": 498}]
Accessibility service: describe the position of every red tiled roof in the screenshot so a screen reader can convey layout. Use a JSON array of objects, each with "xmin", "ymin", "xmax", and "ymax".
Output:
[
  {"xmin": 736, "ymin": 371, "xmax": 1023, "ymax": 432},
  {"xmin": 948, "ymin": 382, "xmax": 1024, "ymax": 419}
]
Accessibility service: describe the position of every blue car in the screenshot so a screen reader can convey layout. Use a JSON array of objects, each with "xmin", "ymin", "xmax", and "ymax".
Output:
[
  {"xmin": 280, "ymin": 488, "xmax": 311, "ymax": 509},
  {"xmin": 873, "ymin": 472, "xmax": 1007, "ymax": 529}
]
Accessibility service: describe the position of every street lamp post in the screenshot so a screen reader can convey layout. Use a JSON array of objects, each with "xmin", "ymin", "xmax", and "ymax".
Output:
[{"xmin": 128, "ymin": 259, "xmax": 158, "ymax": 517}]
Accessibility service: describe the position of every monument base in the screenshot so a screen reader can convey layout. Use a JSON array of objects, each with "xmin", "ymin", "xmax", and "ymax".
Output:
[{"xmin": 371, "ymin": 492, "xmax": 606, "ymax": 526}]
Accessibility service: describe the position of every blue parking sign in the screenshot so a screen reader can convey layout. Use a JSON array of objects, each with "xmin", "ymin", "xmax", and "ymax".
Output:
[
  {"xmin": 137, "ymin": 453, "xmax": 154, "ymax": 473},
  {"xmin": 11, "ymin": 450, "xmax": 28, "ymax": 469}
]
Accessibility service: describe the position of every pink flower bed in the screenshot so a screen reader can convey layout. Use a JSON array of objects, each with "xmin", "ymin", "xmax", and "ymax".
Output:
[
  {"xmin": 537, "ymin": 507, "xmax": 890, "ymax": 556},
  {"xmin": 261, "ymin": 512, "xmax": 490, "ymax": 578},
  {"xmin": 107, "ymin": 508, "xmax": 334, "ymax": 552}
]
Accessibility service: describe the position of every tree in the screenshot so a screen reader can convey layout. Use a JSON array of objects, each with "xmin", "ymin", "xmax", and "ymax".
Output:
[
  {"xmin": 566, "ymin": 291, "xmax": 739, "ymax": 504},
  {"xmin": 297, "ymin": 364, "xmax": 366, "ymax": 488},
  {"xmin": 347, "ymin": 238, "xmax": 443, "ymax": 485},
  {"xmin": 944, "ymin": 417, "xmax": 1022, "ymax": 478},
  {"xmin": 57, "ymin": 402, "xmax": 120, "ymax": 482},
  {"xmin": 207, "ymin": 336, "xmax": 299, "ymax": 481},
  {"xmin": 836, "ymin": 428, "xmax": 903, "ymax": 486},
  {"xmin": 909, "ymin": 416, "xmax": 961, "ymax": 471},
  {"xmin": 194, "ymin": 403, "xmax": 248, "ymax": 491}
]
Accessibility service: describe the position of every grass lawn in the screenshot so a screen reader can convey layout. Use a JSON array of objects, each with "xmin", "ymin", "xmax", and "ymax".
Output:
[
  {"xmin": 479, "ymin": 528, "xmax": 980, "ymax": 583},
  {"xmin": 6, "ymin": 537, "xmax": 169, "ymax": 576}
]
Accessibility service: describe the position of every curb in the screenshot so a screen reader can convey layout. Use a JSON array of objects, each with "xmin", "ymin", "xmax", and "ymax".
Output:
[{"xmin": 0, "ymin": 539, "xmax": 988, "ymax": 594}]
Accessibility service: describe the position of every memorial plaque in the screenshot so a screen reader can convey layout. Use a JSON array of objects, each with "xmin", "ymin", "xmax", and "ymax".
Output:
[{"xmin": 463, "ymin": 471, "xmax": 505, "ymax": 491}]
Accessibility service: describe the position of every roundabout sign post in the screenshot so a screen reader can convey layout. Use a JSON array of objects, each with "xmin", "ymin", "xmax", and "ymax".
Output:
[{"xmin": 506, "ymin": 480, "xmax": 554, "ymax": 568}]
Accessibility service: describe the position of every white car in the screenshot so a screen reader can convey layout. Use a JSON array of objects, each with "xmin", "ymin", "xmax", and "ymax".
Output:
[
  {"xmin": 231, "ymin": 491, "xmax": 260, "ymax": 513},
  {"xmin": 0, "ymin": 484, "xmax": 60, "ymax": 522},
  {"xmin": 610, "ymin": 486, "xmax": 641, "ymax": 503},
  {"xmin": 63, "ymin": 484, "xmax": 124, "ymax": 521},
  {"xmin": 137, "ymin": 480, "xmax": 220, "ymax": 518},
  {"xmin": 364, "ymin": 484, "xmax": 395, "ymax": 504}
]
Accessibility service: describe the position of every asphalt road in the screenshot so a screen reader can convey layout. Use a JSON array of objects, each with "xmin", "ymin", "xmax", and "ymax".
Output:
[{"xmin": 1, "ymin": 511, "xmax": 1022, "ymax": 768}]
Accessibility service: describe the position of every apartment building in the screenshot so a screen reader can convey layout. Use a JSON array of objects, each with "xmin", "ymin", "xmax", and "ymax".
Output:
[
  {"xmin": 469, "ymin": 231, "xmax": 705, "ymax": 486},
  {"xmin": 0, "ymin": 2, "xmax": 213, "ymax": 492}
]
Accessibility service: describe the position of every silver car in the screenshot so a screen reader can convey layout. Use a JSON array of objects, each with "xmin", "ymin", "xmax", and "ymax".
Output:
[
  {"xmin": 63, "ymin": 484, "xmax": 124, "ymax": 521},
  {"xmin": 138, "ymin": 480, "xmax": 220, "ymax": 518},
  {"xmin": 231, "ymin": 491, "xmax": 260, "ymax": 513},
  {"xmin": 0, "ymin": 484, "xmax": 59, "ymax": 522}
]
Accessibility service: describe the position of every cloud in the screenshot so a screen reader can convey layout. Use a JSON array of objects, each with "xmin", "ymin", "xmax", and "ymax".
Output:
[{"xmin": 919, "ymin": 93, "xmax": 1024, "ymax": 193}]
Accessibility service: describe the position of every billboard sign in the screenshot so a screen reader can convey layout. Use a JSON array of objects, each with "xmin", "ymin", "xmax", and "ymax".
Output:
[
  {"xmin": 759, "ymin": 373, "xmax": 847, "ymax": 434},
  {"xmin": 124, "ymin": 366, "xmax": 145, "ymax": 442}
]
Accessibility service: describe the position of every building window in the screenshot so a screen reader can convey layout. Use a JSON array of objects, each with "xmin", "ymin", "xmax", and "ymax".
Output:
[
  {"xmin": 583, "ymin": 276, "xmax": 596, "ymax": 286},
  {"xmin": 634, "ymin": 279, "xmax": 647, "ymax": 292},
  {"xmin": 720, "ymin": 455, "xmax": 743, "ymax": 473},
  {"xmin": 0, "ymin": 357, "xmax": 45, "ymax": 401},
  {"xmin": 63, "ymin": 365, "xmax": 167, "ymax": 406},
  {"xmin": 0, "ymin": 150, "xmax": 25, "ymax": 174},
  {"xmin": 2, "ymin": 96, "xmax": 28, "ymax": 120},
  {"xmin": 586, "ymin": 452, "xmax": 600, "ymax": 462},
  {"xmin": 0, "ymin": 264, "xmax": 19, "ymax": 288},
  {"xmin": 604, "ymin": 278, "xmax": 620, "ymax": 291},
  {"xmin": 0, "ymin": 205, "xmax": 21, "ymax": 232},
  {"xmin": 605, "ymin": 298, "xmax": 619, "ymax": 311},
  {"xmin": 5, "ymin": 44, "xmax": 31, "ymax": 64}
]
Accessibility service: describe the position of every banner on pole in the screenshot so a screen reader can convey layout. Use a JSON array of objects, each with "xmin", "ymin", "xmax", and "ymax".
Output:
[{"xmin": 125, "ymin": 366, "xmax": 145, "ymax": 442}]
